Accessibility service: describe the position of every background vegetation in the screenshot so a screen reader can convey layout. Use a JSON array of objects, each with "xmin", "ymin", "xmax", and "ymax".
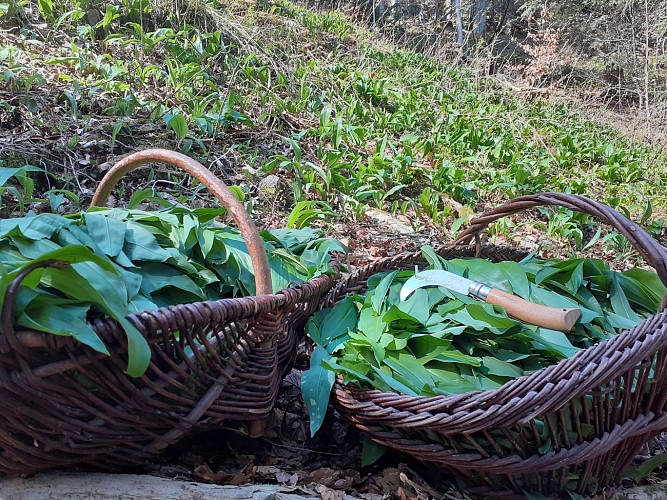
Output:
[{"xmin": 1, "ymin": 0, "xmax": 666, "ymax": 259}]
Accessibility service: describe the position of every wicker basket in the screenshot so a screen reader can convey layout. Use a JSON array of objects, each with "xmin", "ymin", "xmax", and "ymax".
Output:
[
  {"xmin": 0, "ymin": 149, "xmax": 338, "ymax": 475},
  {"xmin": 319, "ymin": 193, "xmax": 667, "ymax": 497}
]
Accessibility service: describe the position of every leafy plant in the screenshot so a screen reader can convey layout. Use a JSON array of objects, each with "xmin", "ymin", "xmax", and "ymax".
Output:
[
  {"xmin": 0, "ymin": 206, "xmax": 346, "ymax": 376},
  {"xmin": 288, "ymin": 201, "xmax": 335, "ymax": 229},
  {"xmin": 0, "ymin": 164, "xmax": 44, "ymax": 215},
  {"xmin": 302, "ymin": 247, "xmax": 664, "ymax": 435},
  {"xmin": 624, "ymin": 453, "xmax": 667, "ymax": 482}
]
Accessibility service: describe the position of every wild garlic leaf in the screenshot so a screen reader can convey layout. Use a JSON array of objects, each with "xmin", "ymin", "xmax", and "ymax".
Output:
[
  {"xmin": 357, "ymin": 305, "xmax": 386, "ymax": 343},
  {"xmin": 19, "ymin": 299, "xmax": 110, "ymax": 355},
  {"xmin": 496, "ymin": 260, "xmax": 531, "ymax": 298},
  {"xmin": 124, "ymin": 223, "xmax": 171, "ymax": 262},
  {"xmin": 421, "ymin": 245, "xmax": 445, "ymax": 269},
  {"xmin": 370, "ymin": 270, "xmax": 398, "ymax": 314},
  {"xmin": 361, "ymin": 436, "xmax": 387, "ymax": 467},
  {"xmin": 371, "ymin": 366, "xmax": 419, "ymax": 396},
  {"xmin": 526, "ymin": 328, "xmax": 581, "ymax": 359},
  {"xmin": 83, "ymin": 212, "xmax": 126, "ymax": 257},
  {"xmin": 2, "ymin": 207, "xmax": 344, "ymax": 379},
  {"xmin": 305, "ymin": 250, "xmax": 660, "ymax": 410},
  {"xmin": 610, "ymin": 273, "xmax": 642, "ymax": 323},
  {"xmin": 481, "ymin": 356, "xmax": 525, "ymax": 378},
  {"xmin": 621, "ymin": 268, "xmax": 666, "ymax": 309},
  {"xmin": 302, "ymin": 345, "xmax": 336, "ymax": 436}
]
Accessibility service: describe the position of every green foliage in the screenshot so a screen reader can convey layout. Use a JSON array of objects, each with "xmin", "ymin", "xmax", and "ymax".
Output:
[
  {"xmin": 288, "ymin": 201, "xmax": 335, "ymax": 229},
  {"xmin": 301, "ymin": 247, "xmax": 664, "ymax": 435},
  {"xmin": 624, "ymin": 453, "xmax": 667, "ymax": 482},
  {"xmin": 0, "ymin": 206, "xmax": 345, "ymax": 376},
  {"xmin": 3, "ymin": 0, "xmax": 667, "ymax": 241},
  {"xmin": 0, "ymin": 164, "xmax": 44, "ymax": 215}
]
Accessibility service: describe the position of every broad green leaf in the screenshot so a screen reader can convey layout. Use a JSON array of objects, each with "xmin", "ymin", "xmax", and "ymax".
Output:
[
  {"xmin": 534, "ymin": 266, "xmax": 561, "ymax": 285},
  {"xmin": 18, "ymin": 299, "xmax": 109, "ymax": 355},
  {"xmin": 623, "ymin": 452, "xmax": 667, "ymax": 482},
  {"xmin": 0, "ymin": 166, "xmax": 43, "ymax": 187},
  {"xmin": 497, "ymin": 260, "xmax": 531, "ymax": 298},
  {"xmin": 361, "ymin": 436, "xmax": 387, "ymax": 466},
  {"xmin": 622, "ymin": 268, "xmax": 666, "ymax": 309},
  {"xmin": 357, "ymin": 305, "xmax": 386, "ymax": 343},
  {"xmin": 430, "ymin": 367, "xmax": 483, "ymax": 394},
  {"xmin": 37, "ymin": 0, "xmax": 55, "ymax": 20},
  {"xmin": 301, "ymin": 346, "xmax": 336, "ymax": 436},
  {"xmin": 266, "ymin": 228, "xmax": 322, "ymax": 253},
  {"xmin": 9, "ymin": 213, "xmax": 70, "ymax": 240},
  {"xmin": 565, "ymin": 261, "xmax": 584, "ymax": 294},
  {"xmin": 124, "ymin": 224, "xmax": 171, "ymax": 262},
  {"xmin": 83, "ymin": 212, "xmax": 126, "ymax": 257},
  {"xmin": 138, "ymin": 263, "xmax": 207, "ymax": 300},
  {"xmin": 447, "ymin": 303, "xmax": 516, "ymax": 333},
  {"xmin": 409, "ymin": 335, "xmax": 452, "ymax": 361},
  {"xmin": 371, "ymin": 366, "xmax": 418, "ymax": 395},
  {"xmin": 10, "ymin": 236, "xmax": 63, "ymax": 259},
  {"xmin": 433, "ymin": 349, "xmax": 482, "ymax": 366},
  {"xmin": 307, "ymin": 297, "xmax": 358, "ymax": 346},
  {"xmin": 321, "ymin": 357, "xmax": 373, "ymax": 384},
  {"xmin": 480, "ymin": 356, "xmax": 524, "ymax": 378},
  {"xmin": 421, "ymin": 245, "xmax": 444, "ymax": 269},
  {"xmin": 605, "ymin": 311, "xmax": 641, "ymax": 330},
  {"xmin": 166, "ymin": 113, "xmax": 188, "ymax": 139},
  {"xmin": 6, "ymin": 244, "xmax": 116, "ymax": 274},
  {"xmin": 42, "ymin": 263, "xmax": 150, "ymax": 377},
  {"xmin": 349, "ymin": 330, "xmax": 386, "ymax": 363},
  {"xmin": 199, "ymin": 229, "xmax": 216, "ymax": 259},
  {"xmin": 450, "ymin": 258, "xmax": 512, "ymax": 293},
  {"xmin": 127, "ymin": 188, "xmax": 156, "ymax": 209},
  {"xmin": 610, "ymin": 274, "xmax": 641, "ymax": 323},
  {"xmin": 370, "ymin": 270, "xmax": 398, "ymax": 313},
  {"xmin": 383, "ymin": 332, "xmax": 409, "ymax": 350},
  {"xmin": 396, "ymin": 288, "xmax": 431, "ymax": 325},
  {"xmin": 527, "ymin": 328, "xmax": 581, "ymax": 359}
]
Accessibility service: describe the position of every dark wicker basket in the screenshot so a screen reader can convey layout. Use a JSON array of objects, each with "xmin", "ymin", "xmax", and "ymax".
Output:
[
  {"xmin": 319, "ymin": 193, "xmax": 667, "ymax": 497},
  {"xmin": 0, "ymin": 149, "xmax": 338, "ymax": 475}
]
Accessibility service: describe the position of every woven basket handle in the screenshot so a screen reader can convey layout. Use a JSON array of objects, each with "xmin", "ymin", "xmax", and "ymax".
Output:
[
  {"xmin": 453, "ymin": 192, "xmax": 667, "ymax": 304},
  {"xmin": 91, "ymin": 148, "xmax": 272, "ymax": 295}
]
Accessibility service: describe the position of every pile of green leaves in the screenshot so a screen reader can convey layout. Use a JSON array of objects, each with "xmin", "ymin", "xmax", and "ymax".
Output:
[
  {"xmin": 0, "ymin": 206, "xmax": 346, "ymax": 376},
  {"xmin": 302, "ymin": 247, "xmax": 665, "ymax": 435}
]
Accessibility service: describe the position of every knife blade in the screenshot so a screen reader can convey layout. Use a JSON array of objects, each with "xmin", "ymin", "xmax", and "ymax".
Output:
[{"xmin": 400, "ymin": 269, "xmax": 581, "ymax": 332}]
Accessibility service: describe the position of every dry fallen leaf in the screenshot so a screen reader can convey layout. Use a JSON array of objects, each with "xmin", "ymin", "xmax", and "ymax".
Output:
[
  {"xmin": 192, "ymin": 464, "xmax": 228, "ymax": 484},
  {"xmin": 276, "ymin": 470, "xmax": 299, "ymax": 486},
  {"xmin": 315, "ymin": 483, "xmax": 345, "ymax": 500},
  {"xmin": 306, "ymin": 467, "xmax": 362, "ymax": 489}
]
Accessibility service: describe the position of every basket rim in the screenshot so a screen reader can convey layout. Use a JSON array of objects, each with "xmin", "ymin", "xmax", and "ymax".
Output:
[
  {"xmin": 7, "ymin": 264, "xmax": 340, "ymax": 353},
  {"xmin": 344, "ymin": 410, "xmax": 667, "ymax": 473}
]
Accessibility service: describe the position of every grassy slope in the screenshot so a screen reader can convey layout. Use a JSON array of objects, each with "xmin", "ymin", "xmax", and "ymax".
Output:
[{"xmin": 1, "ymin": 0, "xmax": 666, "ymax": 252}]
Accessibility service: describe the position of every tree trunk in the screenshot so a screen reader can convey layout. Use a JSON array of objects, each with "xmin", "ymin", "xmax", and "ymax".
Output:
[
  {"xmin": 473, "ymin": 0, "xmax": 488, "ymax": 35},
  {"xmin": 453, "ymin": 0, "xmax": 463, "ymax": 46}
]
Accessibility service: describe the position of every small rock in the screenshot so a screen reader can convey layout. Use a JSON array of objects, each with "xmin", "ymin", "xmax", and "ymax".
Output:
[{"xmin": 257, "ymin": 174, "xmax": 281, "ymax": 200}]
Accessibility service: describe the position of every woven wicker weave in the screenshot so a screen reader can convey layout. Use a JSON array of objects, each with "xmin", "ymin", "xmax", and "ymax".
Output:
[
  {"xmin": 0, "ymin": 149, "xmax": 337, "ymax": 475},
  {"xmin": 320, "ymin": 193, "xmax": 667, "ymax": 497}
]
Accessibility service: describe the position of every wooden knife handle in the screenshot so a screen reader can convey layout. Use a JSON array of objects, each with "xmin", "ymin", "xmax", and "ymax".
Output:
[{"xmin": 485, "ymin": 288, "xmax": 582, "ymax": 332}]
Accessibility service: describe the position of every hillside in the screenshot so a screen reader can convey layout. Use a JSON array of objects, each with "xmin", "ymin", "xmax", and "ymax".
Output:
[{"xmin": 2, "ymin": 0, "xmax": 667, "ymax": 261}]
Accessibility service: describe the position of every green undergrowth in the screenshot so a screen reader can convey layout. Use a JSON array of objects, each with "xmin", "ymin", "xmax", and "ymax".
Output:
[{"xmin": 1, "ymin": 0, "xmax": 666, "ymax": 249}]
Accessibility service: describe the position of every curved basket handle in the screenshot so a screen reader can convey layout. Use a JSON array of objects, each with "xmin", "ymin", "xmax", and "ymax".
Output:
[
  {"xmin": 453, "ymin": 192, "xmax": 667, "ymax": 305},
  {"xmin": 91, "ymin": 149, "xmax": 272, "ymax": 296}
]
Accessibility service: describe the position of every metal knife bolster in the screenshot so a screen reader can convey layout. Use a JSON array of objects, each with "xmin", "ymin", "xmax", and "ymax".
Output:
[{"xmin": 468, "ymin": 281, "xmax": 491, "ymax": 300}]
